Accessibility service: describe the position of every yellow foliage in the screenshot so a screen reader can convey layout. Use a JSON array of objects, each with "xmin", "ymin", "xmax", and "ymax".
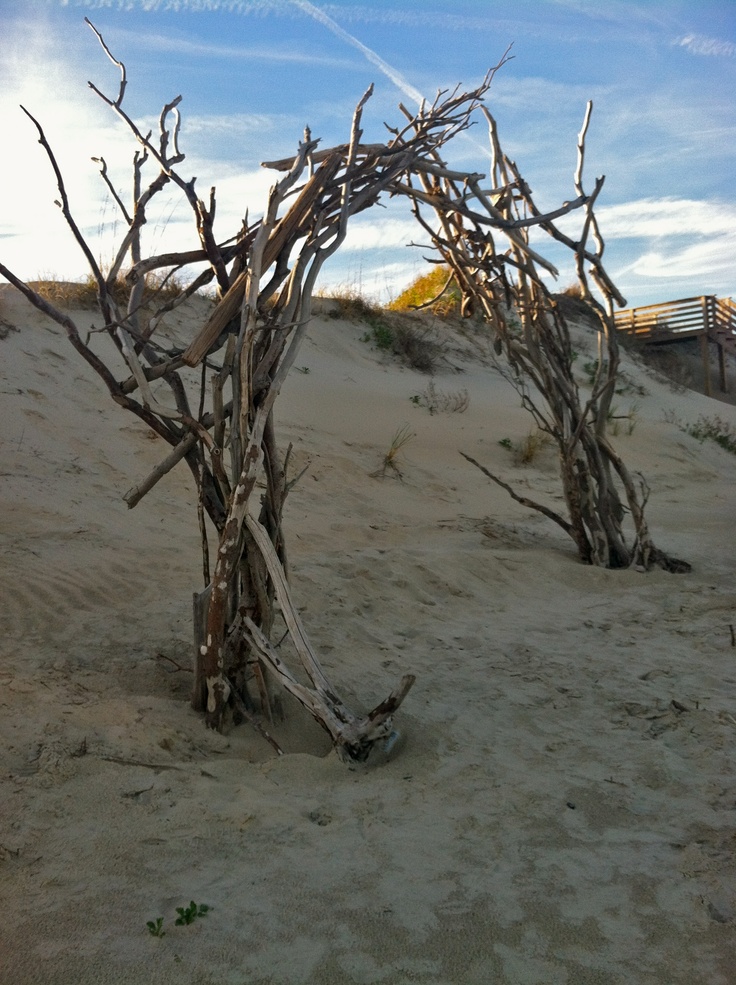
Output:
[{"xmin": 389, "ymin": 264, "xmax": 460, "ymax": 315}]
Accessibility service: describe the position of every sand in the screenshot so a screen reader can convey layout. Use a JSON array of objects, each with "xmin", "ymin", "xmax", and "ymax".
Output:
[{"xmin": 0, "ymin": 284, "xmax": 735, "ymax": 985}]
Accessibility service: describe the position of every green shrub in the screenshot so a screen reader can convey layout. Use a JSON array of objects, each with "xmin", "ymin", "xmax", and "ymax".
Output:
[{"xmin": 686, "ymin": 415, "xmax": 736, "ymax": 454}]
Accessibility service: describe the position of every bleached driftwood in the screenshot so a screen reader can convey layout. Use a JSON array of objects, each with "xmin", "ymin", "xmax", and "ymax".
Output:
[
  {"xmin": 2, "ymin": 22, "xmax": 687, "ymax": 772},
  {"xmin": 1, "ymin": 24, "xmax": 504, "ymax": 759},
  {"xmin": 389, "ymin": 98, "xmax": 689, "ymax": 573}
]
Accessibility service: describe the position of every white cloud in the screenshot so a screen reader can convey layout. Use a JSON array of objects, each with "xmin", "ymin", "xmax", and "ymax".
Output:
[
  {"xmin": 319, "ymin": 2, "xmax": 522, "ymax": 39},
  {"xmin": 600, "ymin": 198, "xmax": 736, "ymax": 300},
  {"xmin": 107, "ymin": 25, "xmax": 358, "ymax": 69},
  {"xmin": 628, "ymin": 237, "xmax": 736, "ymax": 282},
  {"xmin": 0, "ymin": 13, "xmax": 293, "ymax": 281},
  {"xmin": 676, "ymin": 33, "xmax": 736, "ymax": 58},
  {"xmin": 341, "ymin": 216, "xmax": 418, "ymax": 253},
  {"xmin": 596, "ymin": 197, "xmax": 736, "ymax": 240}
]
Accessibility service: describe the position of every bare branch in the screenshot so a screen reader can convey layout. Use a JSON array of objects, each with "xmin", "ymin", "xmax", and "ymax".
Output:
[{"xmin": 85, "ymin": 17, "xmax": 126, "ymax": 106}]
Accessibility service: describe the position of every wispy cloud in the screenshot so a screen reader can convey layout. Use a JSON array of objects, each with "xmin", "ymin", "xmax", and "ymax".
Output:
[
  {"xmin": 341, "ymin": 216, "xmax": 418, "ymax": 253},
  {"xmin": 626, "ymin": 236, "xmax": 736, "ymax": 282},
  {"xmin": 109, "ymin": 25, "xmax": 356, "ymax": 69},
  {"xmin": 62, "ymin": 0, "xmax": 286, "ymax": 11},
  {"xmin": 66, "ymin": 0, "xmax": 427, "ymax": 103},
  {"xmin": 319, "ymin": 3, "xmax": 519, "ymax": 36},
  {"xmin": 676, "ymin": 33, "xmax": 736, "ymax": 58},
  {"xmin": 597, "ymin": 197, "xmax": 736, "ymax": 240},
  {"xmin": 545, "ymin": 0, "xmax": 669, "ymax": 30},
  {"xmin": 64, "ymin": 0, "xmax": 506, "ymax": 35},
  {"xmin": 597, "ymin": 197, "xmax": 736, "ymax": 296}
]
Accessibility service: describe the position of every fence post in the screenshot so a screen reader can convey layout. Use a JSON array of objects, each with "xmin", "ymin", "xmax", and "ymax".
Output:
[
  {"xmin": 712, "ymin": 298, "xmax": 727, "ymax": 392},
  {"xmin": 700, "ymin": 296, "xmax": 712, "ymax": 397}
]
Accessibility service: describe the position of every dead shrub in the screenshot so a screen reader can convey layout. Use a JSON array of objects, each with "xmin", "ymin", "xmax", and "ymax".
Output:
[
  {"xmin": 391, "ymin": 323, "xmax": 439, "ymax": 373},
  {"xmin": 412, "ymin": 380, "xmax": 469, "ymax": 414}
]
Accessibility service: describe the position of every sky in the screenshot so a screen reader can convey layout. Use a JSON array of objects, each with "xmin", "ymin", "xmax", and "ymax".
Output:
[{"xmin": 0, "ymin": 0, "xmax": 734, "ymax": 309}]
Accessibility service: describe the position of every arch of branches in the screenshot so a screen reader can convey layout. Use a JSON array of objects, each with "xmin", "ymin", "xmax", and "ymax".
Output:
[{"xmin": 0, "ymin": 24, "xmax": 688, "ymax": 763}]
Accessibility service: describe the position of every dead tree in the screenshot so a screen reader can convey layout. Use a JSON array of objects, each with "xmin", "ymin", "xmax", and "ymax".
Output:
[
  {"xmin": 391, "ymin": 99, "xmax": 689, "ymax": 573},
  {"xmin": 0, "ymin": 24, "xmax": 513, "ymax": 759}
]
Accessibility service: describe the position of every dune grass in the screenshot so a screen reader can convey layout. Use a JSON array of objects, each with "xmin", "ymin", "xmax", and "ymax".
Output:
[{"xmin": 28, "ymin": 270, "xmax": 186, "ymax": 310}]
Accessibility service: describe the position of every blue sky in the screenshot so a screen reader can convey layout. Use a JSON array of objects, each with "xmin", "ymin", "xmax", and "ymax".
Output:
[{"xmin": 0, "ymin": 0, "xmax": 734, "ymax": 308}]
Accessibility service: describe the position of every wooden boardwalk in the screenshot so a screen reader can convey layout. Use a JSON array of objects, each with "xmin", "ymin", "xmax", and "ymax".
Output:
[{"xmin": 614, "ymin": 295, "xmax": 736, "ymax": 395}]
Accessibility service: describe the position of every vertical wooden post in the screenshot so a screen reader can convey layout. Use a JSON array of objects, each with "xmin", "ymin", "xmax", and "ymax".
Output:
[
  {"xmin": 700, "ymin": 296, "xmax": 712, "ymax": 397},
  {"xmin": 717, "ymin": 343, "xmax": 727, "ymax": 393},
  {"xmin": 712, "ymin": 298, "xmax": 728, "ymax": 393}
]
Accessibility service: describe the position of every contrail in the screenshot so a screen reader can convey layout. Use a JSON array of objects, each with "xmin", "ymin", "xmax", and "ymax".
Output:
[
  {"xmin": 289, "ymin": 0, "xmax": 493, "ymax": 161},
  {"xmin": 290, "ymin": 0, "xmax": 425, "ymax": 105}
]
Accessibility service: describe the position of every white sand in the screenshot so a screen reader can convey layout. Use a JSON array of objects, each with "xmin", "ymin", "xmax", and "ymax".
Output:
[{"xmin": 1, "ymin": 285, "xmax": 735, "ymax": 985}]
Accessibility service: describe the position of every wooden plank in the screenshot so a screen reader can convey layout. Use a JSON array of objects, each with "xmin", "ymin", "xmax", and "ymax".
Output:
[
  {"xmin": 614, "ymin": 294, "xmax": 707, "ymax": 317},
  {"xmin": 614, "ymin": 295, "xmax": 714, "ymax": 344},
  {"xmin": 644, "ymin": 328, "xmax": 706, "ymax": 344}
]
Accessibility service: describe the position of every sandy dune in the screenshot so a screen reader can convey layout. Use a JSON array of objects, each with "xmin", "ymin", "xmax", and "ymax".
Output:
[{"xmin": 1, "ymin": 285, "xmax": 735, "ymax": 985}]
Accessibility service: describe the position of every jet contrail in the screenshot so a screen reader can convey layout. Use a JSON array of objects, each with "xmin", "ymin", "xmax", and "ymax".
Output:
[{"xmin": 290, "ymin": 0, "xmax": 425, "ymax": 105}]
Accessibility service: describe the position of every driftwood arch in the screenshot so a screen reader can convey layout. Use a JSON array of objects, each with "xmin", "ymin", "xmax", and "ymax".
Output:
[
  {"xmin": 388, "ymin": 101, "xmax": 689, "ymax": 574},
  {"xmin": 1, "ymin": 27, "xmax": 687, "ymax": 762}
]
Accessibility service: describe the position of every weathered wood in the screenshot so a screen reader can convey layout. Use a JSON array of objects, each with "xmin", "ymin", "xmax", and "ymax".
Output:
[
  {"xmin": 616, "ymin": 294, "xmax": 736, "ymax": 394},
  {"xmin": 10, "ymin": 20, "xmax": 686, "ymax": 770},
  {"xmin": 191, "ymin": 585, "xmax": 211, "ymax": 712},
  {"xmin": 262, "ymin": 141, "xmax": 390, "ymax": 171},
  {"xmin": 242, "ymin": 616, "xmax": 415, "ymax": 762},
  {"xmin": 181, "ymin": 150, "xmax": 341, "ymax": 368},
  {"xmin": 392, "ymin": 99, "xmax": 687, "ymax": 573}
]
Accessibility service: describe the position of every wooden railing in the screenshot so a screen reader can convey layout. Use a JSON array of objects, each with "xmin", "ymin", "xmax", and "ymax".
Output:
[
  {"xmin": 613, "ymin": 295, "xmax": 735, "ymax": 395},
  {"xmin": 712, "ymin": 296, "xmax": 736, "ymax": 355}
]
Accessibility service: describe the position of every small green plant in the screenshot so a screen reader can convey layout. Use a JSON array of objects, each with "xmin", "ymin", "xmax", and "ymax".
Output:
[
  {"xmin": 175, "ymin": 901, "xmax": 211, "ymax": 926},
  {"xmin": 371, "ymin": 425, "xmax": 415, "ymax": 479},
  {"xmin": 498, "ymin": 431, "xmax": 550, "ymax": 464},
  {"xmin": 368, "ymin": 321, "xmax": 395, "ymax": 350},
  {"xmin": 146, "ymin": 917, "xmax": 165, "ymax": 938},
  {"xmin": 608, "ymin": 402, "xmax": 639, "ymax": 437},
  {"xmin": 583, "ymin": 359, "xmax": 600, "ymax": 385},
  {"xmin": 391, "ymin": 323, "xmax": 438, "ymax": 372},
  {"xmin": 686, "ymin": 415, "xmax": 736, "ymax": 455}
]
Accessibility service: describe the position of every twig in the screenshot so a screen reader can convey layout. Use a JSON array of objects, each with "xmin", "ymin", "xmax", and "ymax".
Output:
[
  {"xmin": 156, "ymin": 652, "xmax": 193, "ymax": 673},
  {"xmin": 100, "ymin": 756, "xmax": 182, "ymax": 771},
  {"xmin": 124, "ymin": 432, "xmax": 199, "ymax": 508},
  {"xmin": 225, "ymin": 677, "xmax": 284, "ymax": 756},
  {"xmin": 460, "ymin": 451, "xmax": 574, "ymax": 536}
]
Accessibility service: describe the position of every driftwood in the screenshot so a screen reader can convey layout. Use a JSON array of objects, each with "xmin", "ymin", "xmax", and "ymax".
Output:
[
  {"xmin": 388, "ymin": 99, "xmax": 689, "ymax": 573},
  {"xmin": 2, "ymin": 21, "xmax": 687, "ymax": 770},
  {"xmin": 1, "ymin": 23, "xmax": 512, "ymax": 760}
]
